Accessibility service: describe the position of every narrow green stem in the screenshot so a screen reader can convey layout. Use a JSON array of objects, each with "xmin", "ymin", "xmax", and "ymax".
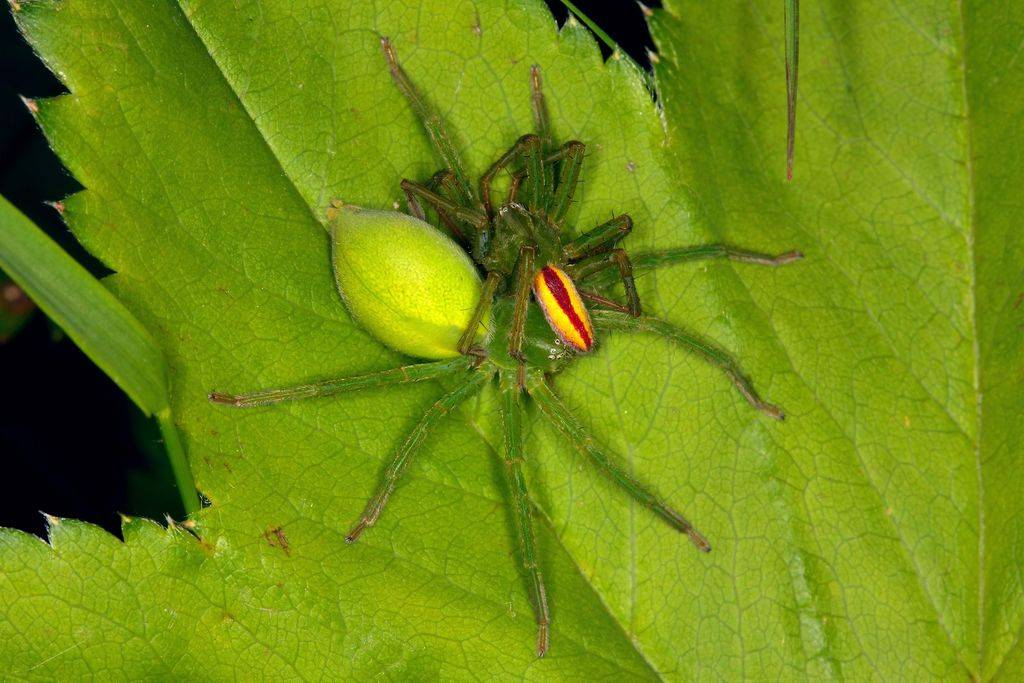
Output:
[
  {"xmin": 156, "ymin": 408, "xmax": 199, "ymax": 515},
  {"xmin": 555, "ymin": 0, "xmax": 622, "ymax": 58}
]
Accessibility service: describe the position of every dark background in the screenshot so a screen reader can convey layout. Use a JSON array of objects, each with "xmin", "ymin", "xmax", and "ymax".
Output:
[{"xmin": 0, "ymin": 1, "xmax": 659, "ymax": 537}]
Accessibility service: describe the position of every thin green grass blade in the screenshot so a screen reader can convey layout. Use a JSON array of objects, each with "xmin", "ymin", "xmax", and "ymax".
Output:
[
  {"xmin": 0, "ymin": 194, "xmax": 197, "ymax": 514},
  {"xmin": 555, "ymin": 0, "xmax": 622, "ymax": 58}
]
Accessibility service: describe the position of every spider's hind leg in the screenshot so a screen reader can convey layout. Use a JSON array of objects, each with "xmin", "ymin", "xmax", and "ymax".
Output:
[
  {"xmin": 590, "ymin": 309, "xmax": 786, "ymax": 420},
  {"xmin": 382, "ymin": 37, "xmax": 474, "ymax": 203}
]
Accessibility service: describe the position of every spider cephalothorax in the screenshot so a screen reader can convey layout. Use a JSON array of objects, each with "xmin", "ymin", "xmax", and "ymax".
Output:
[{"xmin": 211, "ymin": 37, "xmax": 801, "ymax": 657}]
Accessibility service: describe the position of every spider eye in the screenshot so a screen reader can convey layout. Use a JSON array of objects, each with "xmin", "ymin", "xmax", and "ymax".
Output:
[
  {"xmin": 531, "ymin": 265, "xmax": 594, "ymax": 352},
  {"xmin": 328, "ymin": 202, "xmax": 490, "ymax": 359}
]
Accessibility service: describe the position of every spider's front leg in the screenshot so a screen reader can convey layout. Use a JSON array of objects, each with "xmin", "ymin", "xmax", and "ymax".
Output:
[
  {"xmin": 456, "ymin": 271, "xmax": 503, "ymax": 355},
  {"xmin": 562, "ymin": 214, "xmax": 640, "ymax": 316},
  {"xmin": 506, "ymin": 140, "xmax": 584, "ymax": 226},
  {"xmin": 481, "ymin": 134, "xmax": 547, "ymax": 217}
]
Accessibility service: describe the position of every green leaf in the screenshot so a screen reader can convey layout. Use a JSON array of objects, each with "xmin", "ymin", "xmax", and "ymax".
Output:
[{"xmin": 2, "ymin": 0, "xmax": 1021, "ymax": 680}]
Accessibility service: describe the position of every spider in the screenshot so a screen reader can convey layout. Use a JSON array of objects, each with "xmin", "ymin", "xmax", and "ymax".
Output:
[{"xmin": 210, "ymin": 38, "xmax": 801, "ymax": 657}]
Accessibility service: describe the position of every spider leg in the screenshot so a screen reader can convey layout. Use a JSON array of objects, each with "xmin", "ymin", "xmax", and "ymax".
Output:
[
  {"xmin": 400, "ymin": 179, "xmax": 488, "ymax": 248},
  {"xmin": 526, "ymin": 374, "xmax": 711, "ymax": 552},
  {"xmin": 508, "ymin": 245, "xmax": 536, "ymax": 364},
  {"xmin": 530, "ymin": 65, "xmax": 552, "ymax": 150},
  {"xmin": 561, "ymin": 215, "xmax": 639, "ymax": 314},
  {"xmin": 381, "ymin": 37, "xmax": 474, "ymax": 203},
  {"xmin": 457, "ymin": 271, "xmax": 503, "ymax": 355},
  {"xmin": 569, "ymin": 249, "xmax": 640, "ymax": 316},
  {"xmin": 577, "ymin": 288, "xmax": 631, "ymax": 314},
  {"xmin": 561, "ymin": 214, "xmax": 632, "ymax": 261},
  {"xmin": 499, "ymin": 371, "xmax": 550, "ymax": 657},
  {"xmin": 581, "ymin": 244, "xmax": 803, "ymax": 290},
  {"xmin": 405, "ymin": 170, "xmax": 466, "ymax": 242},
  {"xmin": 547, "ymin": 141, "xmax": 585, "ymax": 226},
  {"xmin": 208, "ymin": 357, "xmax": 471, "ymax": 407},
  {"xmin": 346, "ymin": 368, "xmax": 492, "ymax": 543},
  {"xmin": 590, "ymin": 309, "xmax": 785, "ymax": 420},
  {"xmin": 480, "ymin": 134, "xmax": 545, "ymax": 217},
  {"xmin": 505, "ymin": 142, "xmax": 584, "ymax": 228}
]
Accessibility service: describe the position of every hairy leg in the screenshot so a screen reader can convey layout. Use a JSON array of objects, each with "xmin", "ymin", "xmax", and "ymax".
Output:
[
  {"xmin": 530, "ymin": 65, "xmax": 552, "ymax": 150},
  {"xmin": 498, "ymin": 372, "xmax": 550, "ymax": 657},
  {"xmin": 406, "ymin": 169, "xmax": 466, "ymax": 242},
  {"xmin": 580, "ymin": 244, "xmax": 802, "ymax": 289},
  {"xmin": 381, "ymin": 37, "xmax": 474, "ymax": 203},
  {"xmin": 480, "ymin": 134, "xmax": 546, "ymax": 217},
  {"xmin": 561, "ymin": 214, "xmax": 632, "ymax": 261},
  {"xmin": 400, "ymin": 179, "xmax": 488, "ymax": 251},
  {"xmin": 590, "ymin": 309, "xmax": 785, "ymax": 420},
  {"xmin": 345, "ymin": 368, "xmax": 492, "ymax": 542},
  {"xmin": 208, "ymin": 357, "xmax": 471, "ymax": 407},
  {"xmin": 547, "ymin": 141, "xmax": 585, "ymax": 225},
  {"xmin": 508, "ymin": 245, "xmax": 536, "ymax": 362},
  {"xmin": 457, "ymin": 271, "xmax": 503, "ymax": 354},
  {"xmin": 526, "ymin": 374, "xmax": 711, "ymax": 552}
]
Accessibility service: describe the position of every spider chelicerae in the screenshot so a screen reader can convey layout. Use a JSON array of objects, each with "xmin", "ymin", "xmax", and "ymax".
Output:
[{"xmin": 211, "ymin": 37, "xmax": 801, "ymax": 657}]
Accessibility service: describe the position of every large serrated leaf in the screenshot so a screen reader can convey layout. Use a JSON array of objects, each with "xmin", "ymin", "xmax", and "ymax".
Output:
[{"xmin": 2, "ymin": 0, "xmax": 1021, "ymax": 679}]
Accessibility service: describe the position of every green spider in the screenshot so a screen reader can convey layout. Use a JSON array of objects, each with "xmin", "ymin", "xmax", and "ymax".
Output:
[{"xmin": 210, "ymin": 38, "xmax": 800, "ymax": 657}]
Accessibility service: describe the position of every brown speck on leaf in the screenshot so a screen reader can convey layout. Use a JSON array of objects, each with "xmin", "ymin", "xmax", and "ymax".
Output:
[
  {"xmin": 1014, "ymin": 292, "xmax": 1023, "ymax": 309},
  {"xmin": 263, "ymin": 525, "xmax": 291, "ymax": 556},
  {"xmin": 472, "ymin": 22, "xmax": 482, "ymax": 37},
  {"xmin": 21, "ymin": 96, "xmax": 38, "ymax": 114},
  {"xmin": 885, "ymin": 506, "xmax": 894, "ymax": 516},
  {"xmin": 48, "ymin": 200, "xmax": 65, "ymax": 215},
  {"xmin": 626, "ymin": 161, "xmax": 636, "ymax": 173}
]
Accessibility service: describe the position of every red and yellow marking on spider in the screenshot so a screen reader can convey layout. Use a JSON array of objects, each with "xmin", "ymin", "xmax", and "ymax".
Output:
[{"xmin": 532, "ymin": 264, "xmax": 594, "ymax": 352}]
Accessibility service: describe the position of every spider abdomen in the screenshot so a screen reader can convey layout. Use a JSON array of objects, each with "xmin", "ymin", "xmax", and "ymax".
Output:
[{"xmin": 532, "ymin": 264, "xmax": 594, "ymax": 352}]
